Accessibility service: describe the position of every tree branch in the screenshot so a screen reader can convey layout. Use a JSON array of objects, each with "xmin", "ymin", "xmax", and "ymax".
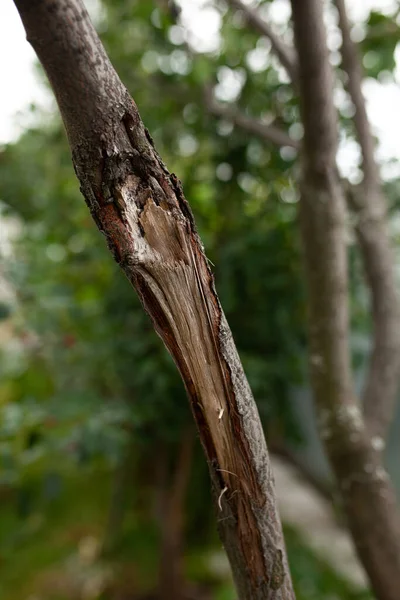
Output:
[
  {"xmin": 290, "ymin": 1, "xmax": 400, "ymax": 598},
  {"xmin": 159, "ymin": 1, "xmax": 298, "ymax": 151},
  {"xmin": 335, "ymin": 1, "xmax": 377, "ymax": 182},
  {"xmin": 13, "ymin": 0, "xmax": 295, "ymax": 597},
  {"xmin": 225, "ymin": 0, "xmax": 298, "ymax": 84},
  {"xmin": 335, "ymin": 0, "xmax": 400, "ymax": 441},
  {"xmin": 203, "ymin": 86, "xmax": 299, "ymax": 149}
]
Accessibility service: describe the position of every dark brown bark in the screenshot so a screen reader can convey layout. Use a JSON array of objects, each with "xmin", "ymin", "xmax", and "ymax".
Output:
[
  {"xmin": 290, "ymin": 1, "xmax": 400, "ymax": 598},
  {"xmin": 335, "ymin": 0, "xmax": 400, "ymax": 441},
  {"xmin": 13, "ymin": 1, "xmax": 295, "ymax": 597}
]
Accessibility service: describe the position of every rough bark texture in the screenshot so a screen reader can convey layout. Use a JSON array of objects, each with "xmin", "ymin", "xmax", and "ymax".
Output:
[
  {"xmin": 290, "ymin": 1, "xmax": 400, "ymax": 599},
  {"xmin": 13, "ymin": 1, "xmax": 295, "ymax": 597},
  {"xmin": 335, "ymin": 0, "xmax": 400, "ymax": 441}
]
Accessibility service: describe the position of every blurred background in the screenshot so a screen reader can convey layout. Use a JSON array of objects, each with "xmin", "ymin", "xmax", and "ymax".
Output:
[{"xmin": 1, "ymin": 0, "xmax": 400, "ymax": 599}]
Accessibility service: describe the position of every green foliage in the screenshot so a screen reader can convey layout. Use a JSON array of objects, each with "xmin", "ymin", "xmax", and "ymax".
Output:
[
  {"xmin": 0, "ymin": 469, "xmax": 373, "ymax": 600},
  {"xmin": 1, "ymin": 0, "xmax": 397, "ymax": 596},
  {"xmin": 0, "ymin": 0, "xmax": 307, "ymax": 465},
  {"xmin": 360, "ymin": 11, "xmax": 400, "ymax": 79}
]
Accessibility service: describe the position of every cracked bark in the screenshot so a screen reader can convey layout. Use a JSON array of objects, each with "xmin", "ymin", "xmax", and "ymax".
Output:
[
  {"xmin": 290, "ymin": 1, "xmax": 400, "ymax": 598},
  {"xmin": 13, "ymin": 0, "xmax": 295, "ymax": 597}
]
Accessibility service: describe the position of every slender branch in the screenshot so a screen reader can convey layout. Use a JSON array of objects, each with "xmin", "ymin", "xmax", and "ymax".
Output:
[
  {"xmin": 13, "ymin": 0, "xmax": 295, "ymax": 597},
  {"xmin": 336, "ymin": 0, "xmax": 400, "ymax": 440},
  {"xmin": 335, "ymin": 0, "xmax": 377, "ymax": 182},
  {"xmin": 290, "ymin": 1, "xmax": 400, "ymax": 598},
  {"xmin": 225, "ymin": 0, "xmax": 298, "ymax": 84},
  {"xmin": 203, "ymin": 86, "xmax": 299, "ymax": 149},
  {"xmin": 159, "ymin": 2, "xmax": 299, "ymax": 151}
]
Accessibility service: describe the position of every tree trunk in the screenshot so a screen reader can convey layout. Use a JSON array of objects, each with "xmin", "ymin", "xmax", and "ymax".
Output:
[
  {"xmin": 335, "ymin": 0, "xmax": 400, "ymax": 441},
  {"xmin": 13, "ymin": 1, "xmax": 295, "ymax": 597},
  {"xmin": 290, "ymin": 1, "xmax": 400, "ymax": 598}
]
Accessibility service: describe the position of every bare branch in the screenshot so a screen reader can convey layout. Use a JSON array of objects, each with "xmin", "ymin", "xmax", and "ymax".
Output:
[
  {"xmin": 159, "ymin": 2, "xmax": 299, "ymax": 151},
  {"xmin": 336, "ymin": 0, "xmax": 400, "ymax": 439},
  {"xmin": 203, "ymin": 86, "xmax": 299, "ymax": 149},
  {"xmin": 335, "ymin": 0, "xmax": 378, "ymax": 183},
  {"xmin": 225, "ymin": 0, "xmax": 298, "ymax": 84},
  {"xmin": 290, "ymin": 0, "xmax": 400, "ymax": 597}
]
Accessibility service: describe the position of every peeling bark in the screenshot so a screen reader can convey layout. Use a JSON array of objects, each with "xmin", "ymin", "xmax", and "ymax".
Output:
[{"xmin": 13, "ymin": 0, "xmax": 295, "ymax": 597}]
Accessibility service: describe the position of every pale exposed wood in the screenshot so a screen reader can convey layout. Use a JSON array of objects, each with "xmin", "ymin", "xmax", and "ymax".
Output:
[{"xmin": 13, "ymin": 0, "xmax": 295, "ymax": 597}]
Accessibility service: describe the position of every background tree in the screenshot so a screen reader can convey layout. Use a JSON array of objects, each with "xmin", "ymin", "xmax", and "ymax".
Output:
[
  {"xmin": 8, "ymin": 0, "xmax": 298, "ymax": 598},
  {"xmin": 161, "ymin": 0, "xmax": 400, "ymax": 596},
  {"xmin": 1, "ymin": 0, "xmax": 400, "ymax": 599}
]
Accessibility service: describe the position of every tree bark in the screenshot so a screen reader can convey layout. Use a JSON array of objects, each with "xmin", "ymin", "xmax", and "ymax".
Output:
[
  {"xmin": 335, "ymin": 0, "xmax": 400, "ymax": 441},
  {"xmin": 220, "ymin": 1, "xmax": 400, "ymax": 441},
  {"xmin": 13, "ymin": 1, "xmax": 295, "ymax": 597},
  {"xmin": 290, "ymin": 1, "xmax": 400, "ymax": 599}
]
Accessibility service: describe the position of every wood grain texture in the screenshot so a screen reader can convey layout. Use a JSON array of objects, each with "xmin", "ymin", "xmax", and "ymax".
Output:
[{"xmin": 13, "ymin": 0, "xmax": 295, "ymax": 597}]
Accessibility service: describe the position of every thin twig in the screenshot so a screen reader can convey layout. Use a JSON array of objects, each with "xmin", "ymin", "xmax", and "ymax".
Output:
[
  {"xmin": 336, "ymin": 0, "xmax": 400, "ymax": 439},
  {"xmin": 204, "ymin": 85, "xmax": 298, "ymax": 149},
  {"xmin": 225, "ymin": 0, "xmax": 298, "ymax": 84}
]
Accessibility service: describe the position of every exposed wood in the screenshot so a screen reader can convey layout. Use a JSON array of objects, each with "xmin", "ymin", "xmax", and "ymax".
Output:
[{"xmin": 13, "ymin": 0, "xmax": 295, "ymax": 597}]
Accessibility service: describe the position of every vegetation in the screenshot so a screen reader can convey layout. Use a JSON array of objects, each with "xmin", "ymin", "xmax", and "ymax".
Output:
[{"xmin": 1, "ymin": 0, "xmax": 400, "ymax": 598}]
